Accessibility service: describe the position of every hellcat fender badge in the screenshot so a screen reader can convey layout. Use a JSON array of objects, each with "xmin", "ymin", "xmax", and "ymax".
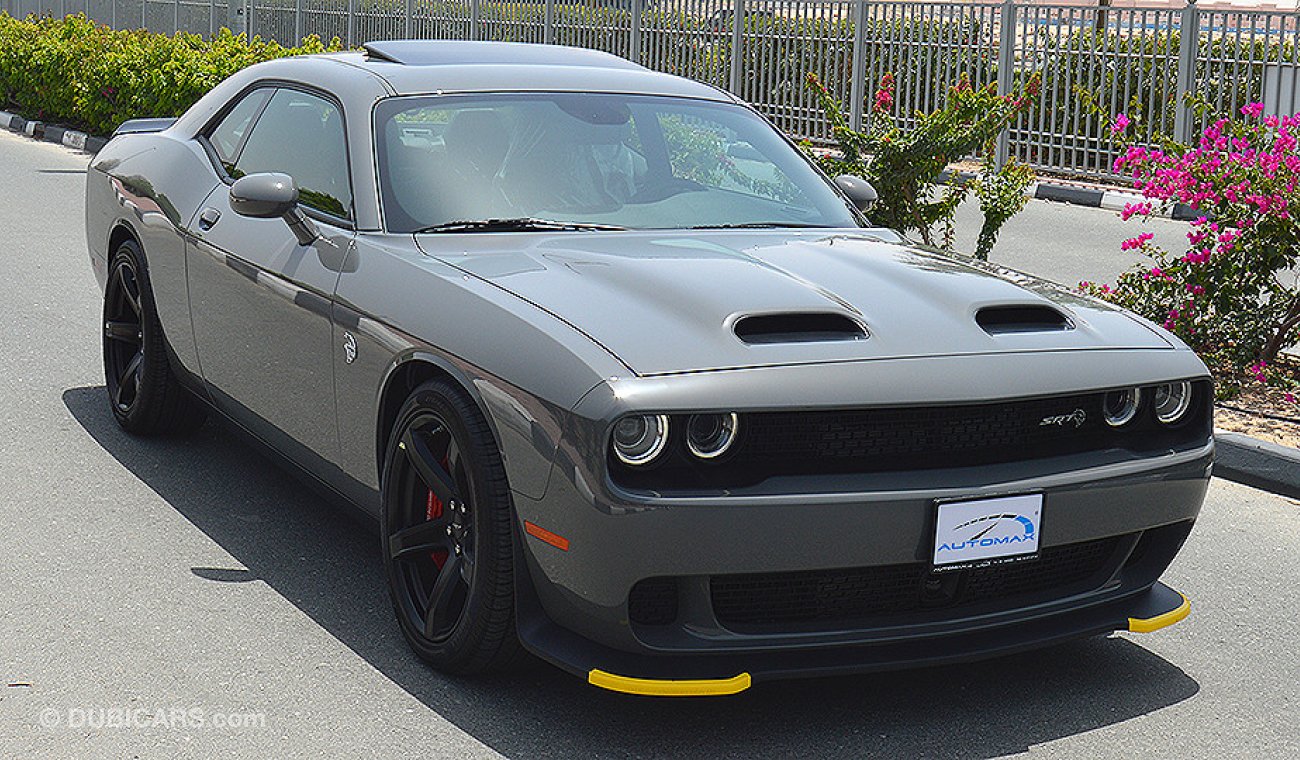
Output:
[{"xmin": 342, "ymin": 332, "xmax": 357, "ymax": 364}]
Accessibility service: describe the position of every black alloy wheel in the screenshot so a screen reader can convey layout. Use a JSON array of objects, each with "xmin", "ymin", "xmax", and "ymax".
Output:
[
  {"xmin": 103, "ymin": 254, "xmax": 146, "ymax": 415},
  {"xmin": 102, "ymin": 239, "xmax": 206, "ymax": 435},
  {"xmin": 382, "ymin": 380, "xmax": 520, "ymax": 673}
]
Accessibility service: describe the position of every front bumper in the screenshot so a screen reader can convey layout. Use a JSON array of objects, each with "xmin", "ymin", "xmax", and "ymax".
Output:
[
  {"xmin": 522, "ymin": 582, "xmax": 1191, "ymax": 696},
  {"xmin": 510, "ymin": 437, "xmax": 1211, "ymax": 693}
]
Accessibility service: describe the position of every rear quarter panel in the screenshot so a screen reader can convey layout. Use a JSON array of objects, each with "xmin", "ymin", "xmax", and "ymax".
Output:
[{"xmin": 87, "ymin": 132, "xmax": 222, "ymax": 377}]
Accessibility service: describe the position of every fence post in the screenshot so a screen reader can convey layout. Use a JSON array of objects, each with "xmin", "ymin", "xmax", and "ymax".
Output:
[
  {"xmin": 295, "ymin": 0, "xmax": 303, "ymax": 42},
  {"xmin": 994, "ymin": 0, "xmax": 1017, "ymax": 168},
  {"xmin": 849, "ymin": 0, "xmax": 867, "ymax": 132},
  {"xmin": 403, "ymin": 0, "xmax": 410, "ymax": 38},
  {"xmin": 543, "ymin": 0, "xmax": 552, "ymax": 45},
  {"xmin": 207, "ymin": 0, "xmax": 213, "ymax": 37},
  {"xmin": 469, "ymin": 0, "xmax": 478, "ymax": 41},
  {"xmin": 172, "ymin": 0, "xmax": 178, "ymax": 33},
  {"xmin": 140, "ymin": 0, "xmax": 145, "ymax": 29},
  {"xmin": 729, "ymin": 0, "xmax": 744, "ymax": 95},
  {"xmin": 1174, "ymin": 0, "xmax": 1200, "ymax": 144},
  {"xmin": 629, "ymin": 0, "xmax": 642, "ymax": 64},
  {"xmin": 346, "ymin": 0, "xmax": 353, "ymax": 46}
]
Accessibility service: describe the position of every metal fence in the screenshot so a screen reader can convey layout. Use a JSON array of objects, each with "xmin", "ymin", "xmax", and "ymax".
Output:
[{"xmin": 4, "ymin": 0, "xmax": 1300, "ymax": 180}]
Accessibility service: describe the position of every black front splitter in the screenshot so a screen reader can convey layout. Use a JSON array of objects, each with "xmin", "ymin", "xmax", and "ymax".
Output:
[{"xmin": 516, "ymin": 582, "xmax": 1190, "ymax": 696}]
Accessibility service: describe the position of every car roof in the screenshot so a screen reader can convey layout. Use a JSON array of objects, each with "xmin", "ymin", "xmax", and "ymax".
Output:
[
  {"xmin": 360, "ymin": 39, "xmax": 644, "ymax": 69},
  {"xmin": 313, "ymin": 40, "xmax": 738, "ymax": 103}
]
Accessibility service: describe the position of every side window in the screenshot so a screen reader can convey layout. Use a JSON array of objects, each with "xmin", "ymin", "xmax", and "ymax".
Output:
[
  {"xmin": 207, "ymin": 88, "xmax": 272, "ymax": 172},
  {"xmin": 233, "ymin": 89, "xmax": 353, "ymax": 221}
]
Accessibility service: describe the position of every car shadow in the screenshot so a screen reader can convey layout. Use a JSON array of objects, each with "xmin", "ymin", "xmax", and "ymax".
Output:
[{"xmin": 64, "ymin": 385, "xmax": 1200, "ymax": 759}]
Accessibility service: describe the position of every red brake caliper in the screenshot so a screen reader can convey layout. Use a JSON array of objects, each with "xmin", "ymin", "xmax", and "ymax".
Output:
[
  {"xmin": 427, "ymin": 490, "xmax": 448, "ymax": 569},
  {"xmin": 426, "ymin": 456, "xmax": 451, "ymax": 569}
]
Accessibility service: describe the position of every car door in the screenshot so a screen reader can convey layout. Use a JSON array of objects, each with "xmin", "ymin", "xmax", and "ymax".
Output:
[{"xmin": 187, "ymin": 86, "xmax": 356, "ymax": 468}]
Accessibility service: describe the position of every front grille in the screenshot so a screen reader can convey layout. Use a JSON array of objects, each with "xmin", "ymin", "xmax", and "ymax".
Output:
[
  {"xmin": 609, "ymin": 381, "xmax": 1212, "ymax": 490},
  {"xmin": 744, "ymin": 395, "xmax": 1115, "ymax": 470},
  {"xmin": 710, "ymin": 536, "xmax": 1123, "ymax": 629}
]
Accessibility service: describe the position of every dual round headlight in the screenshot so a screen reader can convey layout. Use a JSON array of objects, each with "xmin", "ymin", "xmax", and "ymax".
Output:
[
  {"xmin": 1153, "ymin": 381, "xmax": 1193, "ymax": 424},
  {"xmin": 1102, "ymin": 388, "xmax": 1142, "ymax": 427},
  {"xmin": 686, "ymin": 412, "xmax": 739, "ymax": 460},
  {"xmin": 611, "ymin": 412, "xmax": 740, "ymax": 466},
  {"xmin": 1103, "ymin": 381, "xmax": 1194, "ymax": 427},
  {"xmin": 612, "ymin": 414, "xmax": 670, "ymax": 466}
]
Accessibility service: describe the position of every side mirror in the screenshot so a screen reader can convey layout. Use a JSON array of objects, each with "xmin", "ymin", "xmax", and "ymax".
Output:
[
  {"xmin": 834, "ymin": 174, "xmax": 877, "ymax": 212},
  {"xmin": 229, "ymin": 172, "xmax": 319, "ymax": 246}
]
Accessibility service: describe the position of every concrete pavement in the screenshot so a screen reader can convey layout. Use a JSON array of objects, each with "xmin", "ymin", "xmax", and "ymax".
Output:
[{"xmin": 1, "ymin": 129, "xmax": 1296, "ymax": 758}]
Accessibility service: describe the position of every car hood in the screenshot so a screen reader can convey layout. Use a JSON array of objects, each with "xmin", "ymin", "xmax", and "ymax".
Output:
[{"xmin": 417, "ymin": 229, "xmax": 1172, "ymax": 376}]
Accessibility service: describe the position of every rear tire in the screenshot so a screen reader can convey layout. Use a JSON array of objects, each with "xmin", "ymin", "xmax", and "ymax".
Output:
[
  {"xmin": 102, "ymin": 239, "xmax": 207, "ymax": 435},
  {"xmin": 381, "ymin": 379, "xmax": 521, "ymax": 674}
]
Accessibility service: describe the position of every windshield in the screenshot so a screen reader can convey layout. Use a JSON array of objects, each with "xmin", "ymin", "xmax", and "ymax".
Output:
[{"xmin": 375, "ymin": 92, "xmax": 862, "ymax": 233}]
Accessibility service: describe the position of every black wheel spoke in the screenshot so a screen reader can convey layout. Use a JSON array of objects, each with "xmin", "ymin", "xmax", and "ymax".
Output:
[
  {"xmin": 423, "ymin": 553, "xmax": 464, "ymax": 639},
  {"xmin": 113, "ymin": 352, "xmax": 142, "ymax": 408},
  {"xmin": 389, "ymin": 519, "xmax": 451, "ymax": 562},
  {"xmin": 104, "ymin": 320, "xmax": 140, "ymax": 344},
  {"xmin": 403, "ymin": 428, "xmax": 459, "ymax": 506},
  {"xmin": 445, "ymin": 437, "xmax": 464, "ymax": 492},
  {"xmin": 116, "ymin": 265, "xmax": 142, "ymax": 316}
]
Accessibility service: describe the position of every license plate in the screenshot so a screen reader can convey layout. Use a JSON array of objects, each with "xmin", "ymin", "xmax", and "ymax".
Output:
[{"xmin": 932, "ymin": 494, "xmax": 1043, "ymax": 571}]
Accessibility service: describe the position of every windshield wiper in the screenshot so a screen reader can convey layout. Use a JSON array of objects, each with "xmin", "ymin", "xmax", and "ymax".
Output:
[
  {"xmin": 413, "ymin": 217, "xmax": 625, "ymax": 234},
  {"xmin": 687, "ymin": 222, "xmax": 838, "ymax": 229}
]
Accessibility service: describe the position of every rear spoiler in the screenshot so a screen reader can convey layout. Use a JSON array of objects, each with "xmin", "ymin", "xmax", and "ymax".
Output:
[{"xmin": 112, "ymin": 117, "xmax": 178, "ymax": 137}]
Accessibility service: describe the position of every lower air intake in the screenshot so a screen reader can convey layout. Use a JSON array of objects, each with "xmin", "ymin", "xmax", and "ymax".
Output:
[
  {"xmin": 710, "ymin": 535, "xmax": 1123, "ymax": 629},
  {"xmin": 628, "ymin": 577, "xmax": 679, "ymax": 626}
]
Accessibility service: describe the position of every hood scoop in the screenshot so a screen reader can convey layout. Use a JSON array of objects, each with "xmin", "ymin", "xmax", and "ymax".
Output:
[
  {"xmin": 734, "ymin": 312, "xmax": 867, "ymax": 345},
  {"xmin": 977, "ymin": 305, "xmax": 1073, "ymax": 335}
]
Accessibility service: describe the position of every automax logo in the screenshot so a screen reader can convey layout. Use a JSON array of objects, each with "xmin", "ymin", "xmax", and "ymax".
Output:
[
  {"xmin": 932, "ymin": 493, "xmax": 1043, "ymax": 567},
  {"xmin": 937, "ymin": 513, "xmax": 1036, "ymax": 554}
]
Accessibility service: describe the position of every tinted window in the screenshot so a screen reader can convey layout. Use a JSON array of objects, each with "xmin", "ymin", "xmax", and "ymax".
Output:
[
  {"xmin": 208, "ymin": 88, "xmax": 271, "ymax": 170},
  {"xmin": 234, "ymin": 89, "xmax": 352, "ymax": 220}
]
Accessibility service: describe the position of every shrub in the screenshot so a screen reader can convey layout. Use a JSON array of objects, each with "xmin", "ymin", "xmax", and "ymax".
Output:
[
  {"xmin": 0, "ymin": 13, "xmax": 339, "ymax": 136},
  {"xmin": 1082, "ymin": 105, "xmax": 1300, "ymax": 399},
  {"xmin": 805, "ymin": 71, "xmax": 1040, "ymax": 259}
]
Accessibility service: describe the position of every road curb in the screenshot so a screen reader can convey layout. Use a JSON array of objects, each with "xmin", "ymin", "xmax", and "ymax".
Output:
[
  {"xmin": 1034, "ymin": 181, "xmax": 1201, "ymax": 221},
  {"xmin": 0, "ymin": 110, "xmax": 107, "ymax": 154},
  {"xmin": 937, "ymin": 168, "xmax": 1197, "ymax": 220},
  {"xmin": 1214, "ymin": 432, "xmax": 1300, "ymax": 500}
]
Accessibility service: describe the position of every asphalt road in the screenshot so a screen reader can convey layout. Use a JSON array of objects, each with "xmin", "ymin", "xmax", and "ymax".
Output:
[{"xmin": 1, "ymin": 129, "xmax": 1297, "ymax": 759}]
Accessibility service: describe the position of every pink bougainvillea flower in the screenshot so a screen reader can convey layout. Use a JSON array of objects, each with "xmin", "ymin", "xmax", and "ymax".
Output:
[
  {"xmin": 1121, "ymin": 232, "xmax": 1155, "ymax": 251},
  {"xmin": 1120, "ymin": 202, "xmax": 1152, "ymax": 221},
  {"xmin": 872, "ymin": 73, "xmax": 895, "ymax": 114},
  {"xmin": 1111, "ymin": 113, "xmax": 1131, "ymax": 133},
  {"xmin": 1241, "ymin": 102, "xmax": 1265, "ymax": 119}
]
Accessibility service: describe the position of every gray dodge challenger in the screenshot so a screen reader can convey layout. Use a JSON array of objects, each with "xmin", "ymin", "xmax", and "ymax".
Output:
[{"xmin": 86, "ymin": 40, "xmax": 1211, "ymax": 696}]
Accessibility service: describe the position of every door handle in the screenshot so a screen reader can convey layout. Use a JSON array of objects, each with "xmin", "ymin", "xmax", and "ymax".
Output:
[{"xmin": 198, "ymin": 207, "xmax": 221, "ymax": 231}]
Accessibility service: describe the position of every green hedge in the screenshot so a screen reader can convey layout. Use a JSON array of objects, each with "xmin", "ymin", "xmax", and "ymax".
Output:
[{"xmin": 0, "ymin": 13, "xmax": 339, "ymax": 136}]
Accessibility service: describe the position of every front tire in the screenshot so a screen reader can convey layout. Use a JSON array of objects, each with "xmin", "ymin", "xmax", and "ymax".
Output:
[
  {"xmin": 102, "ymin": 239, "xmax": 206, "ymax": 435},
  {"xmin": 381, "ymin": 379, "xmax": 521, "ymax": 674}
]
